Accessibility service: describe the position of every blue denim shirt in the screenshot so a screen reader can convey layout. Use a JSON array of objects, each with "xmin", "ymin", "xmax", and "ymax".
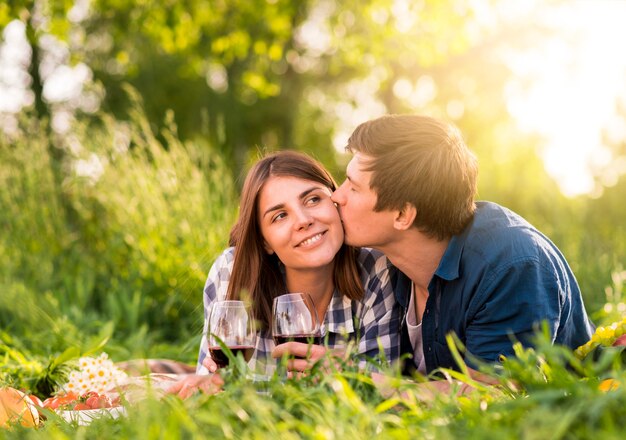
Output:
[{"xmin": 394, "ymin": 201, "xmax": 595, "ymax": 374}]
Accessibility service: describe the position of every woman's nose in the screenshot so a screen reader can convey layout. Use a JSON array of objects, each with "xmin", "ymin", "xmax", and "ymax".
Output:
[{"xmin": 294, "ymin": 210, "xmax": 313, "ymax": 229}]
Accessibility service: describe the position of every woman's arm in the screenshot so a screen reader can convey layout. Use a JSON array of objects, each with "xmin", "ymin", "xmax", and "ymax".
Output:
[{"xmin": 166, "ymin": 373, "xmax": 224, "ymax": 399}]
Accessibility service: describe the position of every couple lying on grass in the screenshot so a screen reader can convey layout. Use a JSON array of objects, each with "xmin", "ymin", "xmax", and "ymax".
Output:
[{"xmin": 169, "ymin": 114, "xmax": 594, "ymax": 399}]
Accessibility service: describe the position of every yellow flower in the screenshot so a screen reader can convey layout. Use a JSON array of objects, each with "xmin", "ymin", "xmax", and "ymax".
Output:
[
  {"xmin": 575, "ymin": 316, "xmax": 626, "ymax": 359},
  {"xmin": 599, "ymin": 379, "xmax": 620, "ymax": 392}
]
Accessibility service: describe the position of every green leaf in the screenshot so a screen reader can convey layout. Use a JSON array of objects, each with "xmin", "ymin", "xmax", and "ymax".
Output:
[
  {"xmin": 50, "ymin": 346, "xmax": 81, "ymax": 370},
  {"xmin": 83, "ymin": 321, "xmax": 115, "ymax": 357}
]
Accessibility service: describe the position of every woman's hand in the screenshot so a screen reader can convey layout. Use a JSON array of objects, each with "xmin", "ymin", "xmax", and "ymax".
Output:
[
  {"xmin": 272, "ymin": 342, "xmax": 348, "ymax": 374},
  {"xmin": 166, "ymin": 373, "xmax": 224, "ymax": 399},
  {"xmin": 202, "ymin": 356, "xmax": 219, "ymax": 373}
]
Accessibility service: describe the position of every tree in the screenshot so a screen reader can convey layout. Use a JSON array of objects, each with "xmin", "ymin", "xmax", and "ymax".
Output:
[
  {"xmin": 1, "ymin": 0, "xmax": 489, "ymax": 172},
  {"xmin": 79, "ymin": 0, "xmax": 312, "ymax": 171}
]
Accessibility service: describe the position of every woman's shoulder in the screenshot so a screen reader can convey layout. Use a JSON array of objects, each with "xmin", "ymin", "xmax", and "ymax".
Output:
[
  {"xmin": 214, "ymin": 246, "xmax": 235, "ymax": 264},
  {"xmin": 204, "ymin": 247, "xmax": 237, "ymax": 300},
  {"xmin": 207, "ymin": 247, "xmax": 236, "ymax": 277},
  {"xmin": 354, "ymin": 248, "xmax": 397, "ymax": 304},
  {"xmin": 355, "ymin": 247, "xmax": 393, "ymax": 275}
]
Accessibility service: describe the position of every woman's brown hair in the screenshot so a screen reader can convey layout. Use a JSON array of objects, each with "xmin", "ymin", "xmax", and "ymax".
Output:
[{"xmin": 226, "ymin": 150, "xmax": 362, "ymax": 330}]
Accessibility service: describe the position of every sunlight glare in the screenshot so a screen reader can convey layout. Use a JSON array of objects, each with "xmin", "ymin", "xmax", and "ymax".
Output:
[{"xmin": 505, "ymin": 1, "xmax": 626, "ymax": 197}]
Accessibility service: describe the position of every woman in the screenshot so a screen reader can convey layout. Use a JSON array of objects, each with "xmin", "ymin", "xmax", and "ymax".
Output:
[{"xmin": 170, "ymin": 151, "xmax": 401, "ymax": 397}]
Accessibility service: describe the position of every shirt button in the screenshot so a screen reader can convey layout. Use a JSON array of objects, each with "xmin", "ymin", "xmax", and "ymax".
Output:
[{"xmin": 428, "ymin": 347, "xmax": 431, "ymax": 352}]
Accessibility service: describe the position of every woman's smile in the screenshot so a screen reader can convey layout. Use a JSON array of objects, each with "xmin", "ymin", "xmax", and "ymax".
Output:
[{"xmin": 295, "ymin": 231, "xmax": 327, "ymax": 248}]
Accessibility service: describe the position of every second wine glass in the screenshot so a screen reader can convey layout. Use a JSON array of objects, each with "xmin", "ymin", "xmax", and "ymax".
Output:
[
  {"xmin": 272, "ymin": 293, "xmax": 321, "ymax": 347},
  {"xmin": 208, "ymin": 300, "xmax": 256, "ymax": 368}
]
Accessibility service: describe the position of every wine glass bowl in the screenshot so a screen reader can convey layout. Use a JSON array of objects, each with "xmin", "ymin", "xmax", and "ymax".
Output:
[
  {"xmin": 272, "ymin": 293, "xmax": 321, "ymax": 347},
  {"xmin": 208, "ymin": 300, "xmax": 256, "ymax": 368}
]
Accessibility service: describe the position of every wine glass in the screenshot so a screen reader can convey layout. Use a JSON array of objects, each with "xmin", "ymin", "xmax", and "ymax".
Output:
[
  {"xmin": 272, "ymin": 293, "xmax": 321, "ymax": 352},
  {"xmin": 208, "ymin": 300, "xmax": 256, "ymax": 368}
]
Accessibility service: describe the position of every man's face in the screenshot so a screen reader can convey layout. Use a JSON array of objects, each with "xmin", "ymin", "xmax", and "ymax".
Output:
[{"xmin": 331, "ymin": 153, "xmax": 397, "ymax": 248}]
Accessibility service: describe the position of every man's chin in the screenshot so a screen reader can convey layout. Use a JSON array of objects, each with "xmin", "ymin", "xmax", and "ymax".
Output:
[{"xmin": 343, "ymin": 234, "xmax": 361, "ymax": 247}]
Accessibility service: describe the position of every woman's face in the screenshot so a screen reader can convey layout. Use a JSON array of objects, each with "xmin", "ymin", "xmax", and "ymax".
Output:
[{"xmin": 257, "ymin": 175, "xmax": 344, "ymax": 271}]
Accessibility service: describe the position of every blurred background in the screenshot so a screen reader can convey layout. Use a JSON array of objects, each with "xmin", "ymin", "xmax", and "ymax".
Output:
[{"xmin": 1, "ymin": 0, "xmax": 625, "ymax": 364}]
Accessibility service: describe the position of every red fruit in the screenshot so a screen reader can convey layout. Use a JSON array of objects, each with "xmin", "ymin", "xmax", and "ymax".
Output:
[
  {"xmin": 42, "ymin": 397, "xmax": 60, "ymax": 410},
  {"xmin": 97, "ymin": 395, "xmax": 112, "ymax": 408},
  {"xmin": 55, "ymin": 392, "xmax": 79, "ymax": 406},
  {"xmin": 27, "ymin": 394, "xmax": 44, "ymax": 408},
  {"xmin": 85, "ymin": 396, "xmax": 100, "ymax": 409},
  {"xmin": 25, "ymin": 394, "xmax": 44, "ymax": 419},
  {"xmin": 612, "ymin": 334, "xmax": 626, "ymax": 346},
  {"xmin": 73, "ymin": 403, "xmax": 90, "ymax": 411}
]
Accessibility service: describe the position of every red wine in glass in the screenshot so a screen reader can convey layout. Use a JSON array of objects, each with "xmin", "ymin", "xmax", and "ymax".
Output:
[
  {"xmin": 273, "ymin": 334, "xmax": 322, "ymax": 346},
  {"xmin": 209, "ymin": 345, "xmax": 255, "ymax": 369},
  {"xmin": 272, "ymin": 293, "xmax": 321, "ymax": 359},
  {"xmin": 208, "ymin": 300, "xmax": 256, "ymax": 369}
]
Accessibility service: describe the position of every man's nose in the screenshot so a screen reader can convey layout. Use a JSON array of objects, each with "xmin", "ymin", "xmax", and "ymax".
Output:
[{"xmin": 331, "ymin": 183, "xmax": 345, "ymax": 205}]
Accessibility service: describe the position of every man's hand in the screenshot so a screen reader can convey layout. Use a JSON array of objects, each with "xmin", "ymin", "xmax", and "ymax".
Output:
[
  {"xmin": 371, "ymin": 367, "xmax": 507, "ymax": 401},
  {"xmin": 371, "ymin": 372, "xmax": 473, "ymax": 401},
  {"xmin": 166, "ymin": 373, "xmax": 224, "ymax": 399}
]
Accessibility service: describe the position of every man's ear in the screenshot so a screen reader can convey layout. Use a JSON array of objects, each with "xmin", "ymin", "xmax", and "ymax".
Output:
[{"xmin": 393, "ymin": 203, "xmax": 416, "ymax": 231}]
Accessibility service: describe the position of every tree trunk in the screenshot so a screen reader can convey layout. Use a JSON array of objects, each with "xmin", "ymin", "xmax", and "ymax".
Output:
[
  {"xmin": 25, "ymin": 16, "xmax": 78, "ymax": 229},
  {"xmin": 25, "ymin": 18, "xmax": 49, "ymax": 126}
]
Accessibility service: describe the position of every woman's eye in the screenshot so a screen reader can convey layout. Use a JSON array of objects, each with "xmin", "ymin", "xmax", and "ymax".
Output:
[
  {"xmin": 271, "ymin": 212, "xmax": 286, "ymax": 223},
  {"xmin": 306, "ymin": 195, "xmax": 321, "ymax": 205}
]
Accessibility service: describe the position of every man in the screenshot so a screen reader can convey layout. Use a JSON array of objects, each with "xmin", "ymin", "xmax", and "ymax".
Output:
[{"xmin": 331, "ymin": 114, "xmax": 594, "ymax": 378}]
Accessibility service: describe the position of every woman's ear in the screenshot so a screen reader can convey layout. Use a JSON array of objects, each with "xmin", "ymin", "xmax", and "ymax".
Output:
[
  {"xmin": 263, "ymin": 240, "xmax": 275, "ymax": 255},
  {"xmin": 393, "ymin": 203, "xmax": 416, "ymax": 231}
]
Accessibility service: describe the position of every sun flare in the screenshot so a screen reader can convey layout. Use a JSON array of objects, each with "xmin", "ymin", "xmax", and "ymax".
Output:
[{"xmin": 505, "ymin": 1, "xmax": 626, "ymax": 197}]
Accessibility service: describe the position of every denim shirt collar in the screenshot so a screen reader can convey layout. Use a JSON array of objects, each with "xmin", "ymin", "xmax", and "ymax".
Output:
[
  {"xmin": 393, "ymin": 270, "xmax": 411, "ymax": 309},
  {"xmin": 434, "ymin": 214, "xmax": 475, "ymax": 281},
  {"xmin": 394, "ymin": 217, "xmax": 474, "ymax": 307},
  {"xmin": 434, "ymin": 234, "xmax": 464, "ymax": 281}
]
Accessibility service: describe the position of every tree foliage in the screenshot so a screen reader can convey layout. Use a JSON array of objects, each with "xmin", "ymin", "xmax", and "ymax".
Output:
[
  {"xmin": 1, "ymin": 0, "xmax": 625, "ymax": 334},
  {"xmin": 1, "ymin": 0, "xmax": 491, "ymax": 170}
]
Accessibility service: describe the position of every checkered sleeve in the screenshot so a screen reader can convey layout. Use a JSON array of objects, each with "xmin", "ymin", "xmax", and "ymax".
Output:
[
  {"xmin": 196, "ymin": 247, "xmax": 235, "ymax": 374},
  {"xmin": 355, "ymin": 248, "xmax": 402, "ymax": 368}
]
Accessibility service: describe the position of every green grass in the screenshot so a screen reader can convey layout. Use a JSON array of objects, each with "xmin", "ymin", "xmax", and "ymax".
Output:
[
  {"xmin": 2, "ymin": 340, "xmax": 626, "ymax": 439},
  {"xmin": 0, "ymin": 108, "xmax": 236, "ymax": 363}
]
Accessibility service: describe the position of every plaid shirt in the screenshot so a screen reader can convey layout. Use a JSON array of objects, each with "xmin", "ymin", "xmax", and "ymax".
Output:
[{"xmin": 197, "ymin": 247, "xmax": 402, "ymax": 375}]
